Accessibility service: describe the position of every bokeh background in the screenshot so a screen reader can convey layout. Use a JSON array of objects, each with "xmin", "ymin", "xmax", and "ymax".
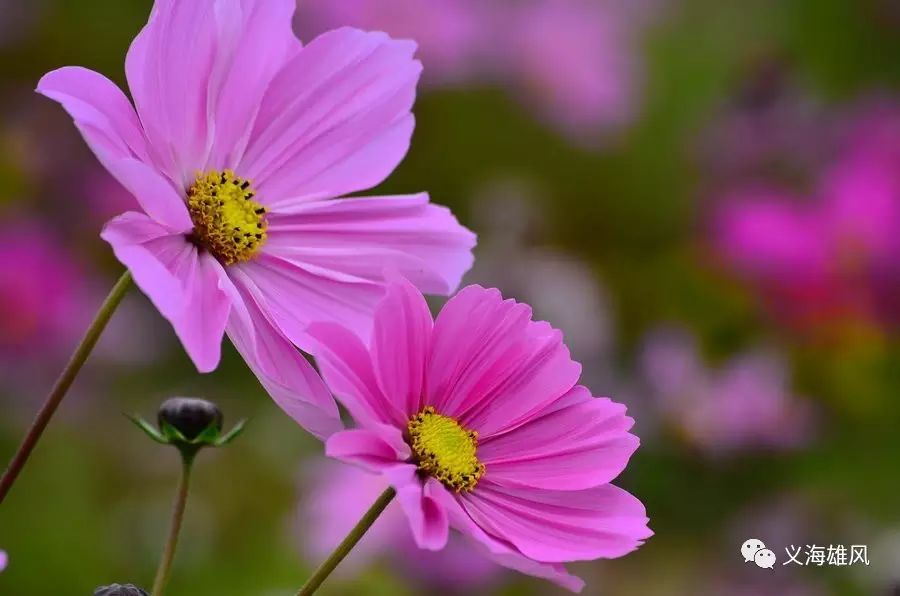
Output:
[{"xmin": 1, "ymin": 0, "xmax": 899, "ymax": 594}]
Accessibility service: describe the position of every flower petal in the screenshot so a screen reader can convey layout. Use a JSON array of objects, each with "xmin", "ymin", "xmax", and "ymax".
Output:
[
  {"xmin": 431, "ymin": 488, "xmax": 585, "ymax": 593},
  {"xmin": 125, "ymin": 0, "xmax": 219, "ymax": 183},
  {"xmin": 427, "ymin": 286, "xmax": 581, "ymax": 437},
  {"xmin": 226, "ymin": 269, "xmax": 342, "ymax": 440},
  {"xmin": 36, "ymin": 66, "xmax": 149, "ymax": 164},
  {"xmin": 235, "ymin": 252, "xmax": 385, "ymax": 350},
  {"xmin": 101, "ymin": 212, "xmax": 230, "ymax": 372},
  {"xmin": 241, "ymin": 27, "xmax": 421, "ymax": 204},
  {"xmin": 264, "ymin": 194, "xmax": 476, "ymax": 296},
  {"xmin": 479, "ymin": 394, "xmax": 639, "ymax": 490},
  {"xmin": 370, "ymin": 278, "xmax": 433, "ymax": 418},
  {"xmin": 205, "ymin": 0, "xmax": 300, "ymax": 169},
  {"xmin": 100, "ymin": 212, "xmax": 186, "ymax": 319},
  {"xmin": 460, "ymin": 482, "xmax": 652, "ymax": 563},
  {"xmin": 35, "ymin": 68, "xmax": 192, "ymax": 229},
  {"xmin": 170, "ymin": 252, "xmax": 232, "ymax": 373},
  {"xmin": 479, "ymin": 550, "xmax": 584, "ymax": 593},
  {"xmin": 326, "ymin": 426, "xmax": 411, "ymax": 473},
  {"xmin": 382, "ymin": 467, "xmax": 449, "ymax": 551},
  {"xmin": 306, "ymin": 321, "xmax": 407, "ymax": 428},
  {"xmin": 106, "ymin": 158, "xmax": 192, "ymax": 232}
]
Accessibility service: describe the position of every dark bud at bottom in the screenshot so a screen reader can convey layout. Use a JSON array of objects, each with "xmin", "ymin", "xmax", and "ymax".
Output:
[
  {"xmin": 93, "ymin": 584, "xmax": 149, "ymax": 596},
  {"xmin": 158, "ymin": 397, "xmax": 223, "ymax": 441}
]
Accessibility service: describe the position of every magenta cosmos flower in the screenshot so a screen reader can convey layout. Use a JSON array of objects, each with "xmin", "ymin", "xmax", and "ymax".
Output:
[
  {"xmin": 36, "ymin": 0, "xmax": 475, "ymax": 439},
  {"xmin": 307, "ymin": 279, "xmax": 651, "ymax": 592},
  {"xmin": 711, "ymin": 103, "xmax": 900, "ymax": 333}
]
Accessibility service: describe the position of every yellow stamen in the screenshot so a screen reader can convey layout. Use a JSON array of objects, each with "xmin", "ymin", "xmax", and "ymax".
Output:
[
  {"xmin": 187, "ymin": 169, "xmax": 267, "ymax": 265},
  {"xmin": 407, "ymin": 406, "xmax": 485, "ymax": 493}
]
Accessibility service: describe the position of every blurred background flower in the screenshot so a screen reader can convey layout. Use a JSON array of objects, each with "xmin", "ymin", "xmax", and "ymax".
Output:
[
  {"xmin": 641, "ymin": 327, "xmax": 815, "ymax": 454},
  {"xmin": 709, "ymin": 101, "xmax": 900, "ymax": 340}
]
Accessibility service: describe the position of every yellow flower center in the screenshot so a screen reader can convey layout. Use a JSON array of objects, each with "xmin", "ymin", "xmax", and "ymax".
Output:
[
  {"xmin": 407, "ymin": 406, "xmax": 485, "ymax": 493},
  {"xmin": 187, "ymin": 170, "xmax": 267, "ymax": 265}
]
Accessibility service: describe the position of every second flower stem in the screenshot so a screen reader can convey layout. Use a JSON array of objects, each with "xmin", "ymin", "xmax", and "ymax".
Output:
[
  {"xmin": 297, "ymin": 486, "xmax": 397, "ymax": 596},
  {"xmin": 152, "ymin": 453, "xmax": 195, "ymax": 596},
  {"xmin": 0, "ymin": 270, "xmax": 133, "ymax": 505}
]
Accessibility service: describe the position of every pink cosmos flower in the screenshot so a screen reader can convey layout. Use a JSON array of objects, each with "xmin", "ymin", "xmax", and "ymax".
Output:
[
  {"xmin": 308, "ymin": 279, "xmax": 651, "ymax": 592},
  {"xmin": 642, "ymin": 328, "xmax": 814, "ymax": 453},
  {"xmin": 299, "ymin": 460, "xmax": 502, "ymax": 590},
  {"xmin": 711, "ymin": 102, "xmax": 900, "ymax": 333},
  {"xmin": 37, "ymin": 0, "xmax": 475, "ymax": 439}
]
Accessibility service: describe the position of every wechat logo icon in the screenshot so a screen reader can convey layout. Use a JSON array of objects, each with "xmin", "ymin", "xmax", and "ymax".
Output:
[{"xmin": 741, "ymin": 538, "xmax": 776, "ymax": 569}]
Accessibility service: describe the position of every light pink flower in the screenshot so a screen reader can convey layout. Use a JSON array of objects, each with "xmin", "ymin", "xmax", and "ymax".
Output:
[
  {"xmin": 37, "ymin": 0, "xmax": 475, "ymax": 439},
  {"xmin": 308, "ymin": 279, "xmax": 651, "ymax": 592},
  {"xmin": 299, "ymin": 460, "xmax": 502, "ymax": 590},
  {"xmin": 642, "ymin": 328, "xmax": 815, "ymax": 453},
  {"xmin": 0, "ymin": 550, "xmax": 6, "ymax": 572},
  {"xmin": 711, "ymin": 102, "xmax": 900, "ymax": 332}
]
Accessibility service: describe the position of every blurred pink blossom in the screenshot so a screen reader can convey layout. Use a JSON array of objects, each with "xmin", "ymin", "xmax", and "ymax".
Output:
[
  {"xmin": 711, "ymin": 102, "xmax": 900, "ymax": 333},
  {"xmin": 0, "ymin": 550, "xmax": 6, "ymax": 572},
  {"xmin": 294, "ymin": 0, "xmax": 484, "ymax": 85},
  {"xmin": 298, "ymin": 460, "xmax": 503, "ymax": 591},
  {"xmin": 642, "ymin": 327, "xmax": 815, "ymax": 454},
  {"xmin": 0, "ymin": 216, "xmax": 164, "ymax": 405},
  {"xmin": 295, "ymin": 0, "xmax": 660, "ymax": 144},
  {"xmin": 499, "ymin": 0, "xmax": 645, "ymax": 141},
  {"xmin": 0, "ymin": 219, "xmax": 89, "ymax": 359}
]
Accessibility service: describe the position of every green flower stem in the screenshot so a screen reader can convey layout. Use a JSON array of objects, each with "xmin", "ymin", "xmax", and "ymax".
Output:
[
  {"xmin": 297, "ymin": 487, "xmax": 397, "ymax": 596},
  {"xmin": 0, "ymin": 270, "xmax": 133, "ymax": 505},
  {"xmin": 151, "ymin": 454, "xmax": 195, "ymax": 596}
]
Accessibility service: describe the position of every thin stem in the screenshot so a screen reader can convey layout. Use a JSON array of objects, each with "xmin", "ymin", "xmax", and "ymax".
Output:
[
  {"xmin": 0, "ymin": 270, "xmax": 133, "ymax": 504},
  {"xmin": 297, "ymin": 487, "xmax": 397, "ymax": 596},
  {"xmin": 151, "ymin": 454, "xmax": 195, "ymax": 596}
]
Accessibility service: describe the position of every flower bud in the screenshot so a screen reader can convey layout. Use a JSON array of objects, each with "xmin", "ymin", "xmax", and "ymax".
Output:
[
  {"xmin": 93, "ymin": 584, "xmax": 148, "ymax": 596},
  {"xmin": 157, "ymin": 397, "xmax": 223, "ymax": 441}
]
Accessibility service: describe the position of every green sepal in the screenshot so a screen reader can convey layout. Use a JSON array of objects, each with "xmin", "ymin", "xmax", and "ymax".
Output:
[
  {"xmin": 126, "ymin": 414, "xmax": 168, "ymax": 444},
  {"xmin": 193, "ymin": 420, "xmax": 222, "ymax": 445},
  {"xmin": 160, "ymin": 420, "xmax": 189, "ymax": 444},
  {"xmin": 214, "ymin": 419, "xmax": 248, "ymax": 446}
]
